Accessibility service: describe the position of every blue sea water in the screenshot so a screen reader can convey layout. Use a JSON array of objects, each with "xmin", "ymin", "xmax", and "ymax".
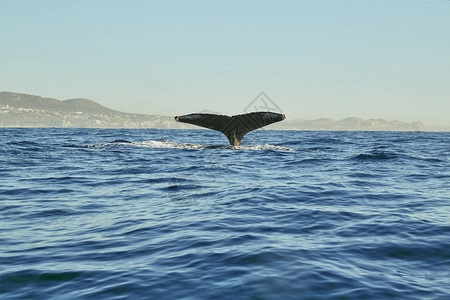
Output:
[{"xmin": 0, "ymin": 128, "xmax": 449, "ymax": 299}]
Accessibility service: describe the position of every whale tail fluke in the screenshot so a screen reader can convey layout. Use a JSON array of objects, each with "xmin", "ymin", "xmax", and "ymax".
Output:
[{"xmin": 175, "ymin": 112, "xmax": 286, "ymax": 146}]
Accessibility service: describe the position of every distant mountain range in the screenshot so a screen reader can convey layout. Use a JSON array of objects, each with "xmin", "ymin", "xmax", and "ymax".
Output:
[
  {"xmin": 0, "ymin": 92, "xmax": 184, "ymax": 129},
  {"xmin": 0, "ymin": 91, "xmax": 441, "ymax": 131},
  {"xmin": 268, "ymin": 117, "xmax": 427, "ymax": 131}
]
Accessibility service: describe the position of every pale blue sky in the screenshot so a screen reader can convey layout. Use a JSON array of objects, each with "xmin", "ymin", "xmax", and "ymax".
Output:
[{"xmin": 1, "ymin": 0, "xmax": 449, "ymax": 125}]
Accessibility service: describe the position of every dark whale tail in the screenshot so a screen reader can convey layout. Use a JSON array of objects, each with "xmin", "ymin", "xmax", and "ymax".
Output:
[{"xmin": 175, "ymin": 112, "xmax": 286, "ymax": 146}]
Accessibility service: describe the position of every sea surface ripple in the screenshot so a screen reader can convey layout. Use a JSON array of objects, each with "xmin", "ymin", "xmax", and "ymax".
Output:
[{"xmin": 1, "ymin": 128, "xmax": 449, "ymax": 299}]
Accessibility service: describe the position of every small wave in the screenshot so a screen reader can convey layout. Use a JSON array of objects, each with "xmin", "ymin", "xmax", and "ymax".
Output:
[
  {"xmin": 26, "ymin": 208, "xmax": 78, "ymax": 218},
  {"xmin": 6, "ymin": 141, "xmax": 41, "ymax": 146},
  {"xmin": 353, "ymin": 151, "xmax": 398, "ymax": 160},
  {"xmin": 6, "ymin": 141, "xmax": 43, "ymax": 152},
  {"xmin": 110, "ymin": 139, "xmax": 132, "ymax": 144}
]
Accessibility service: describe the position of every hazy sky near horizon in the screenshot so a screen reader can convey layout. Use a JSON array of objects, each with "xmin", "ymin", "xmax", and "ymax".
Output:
[{"xmin": 1, "ymin": 0, "xmax": 449, "ymax": 125}]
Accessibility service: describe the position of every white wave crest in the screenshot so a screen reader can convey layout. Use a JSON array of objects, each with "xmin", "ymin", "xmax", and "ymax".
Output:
[
  {"xmin": 80, "ymin": 140, "xmax": 291, "ymax": 151},
  {"xmin": 137, "ymin": 140, "xmax": 208, "ymax": 149},
  {"xmin": 136, "ymin": 141, "xmax": 291, "ymax": 150}
]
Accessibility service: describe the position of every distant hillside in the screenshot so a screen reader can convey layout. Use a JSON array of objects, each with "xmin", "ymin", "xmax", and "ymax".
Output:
[
  {"xmin": 0, "ymin": 91, "xmax": 188, "ymax": 128},
  {"xmin": 0, "ymin": 92, "xmax": 119, "ymax": 114},
  {"xmin": 0, "ymin": 91, "xmax": 438, "ymax": 131},
  {"xmin": 268, "ymin": 116, "xmax": 427, "ymax": 131}
]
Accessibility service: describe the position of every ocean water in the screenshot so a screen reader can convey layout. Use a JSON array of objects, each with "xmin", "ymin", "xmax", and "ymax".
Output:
[{"xmin": 1, "ymin": 128, "xmax": 449, "ymax": 299}]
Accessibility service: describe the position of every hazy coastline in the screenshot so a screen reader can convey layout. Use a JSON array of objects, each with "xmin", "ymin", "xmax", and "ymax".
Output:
[{"xmin": 1, "ymin": 91, "xmax": 447, "ymax": 131}]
